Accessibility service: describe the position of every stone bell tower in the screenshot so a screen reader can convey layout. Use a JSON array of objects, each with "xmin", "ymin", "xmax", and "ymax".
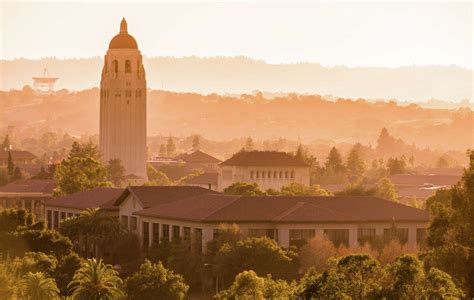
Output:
[{"xmin": 100, "ymin": 18, "xmax": 147, "ymax": 181}]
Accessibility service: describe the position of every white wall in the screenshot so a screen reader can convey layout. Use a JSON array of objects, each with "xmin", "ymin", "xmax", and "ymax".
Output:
[{"xmin": 218, "ymin": 165, "xmax": 310, "ymax": 191}]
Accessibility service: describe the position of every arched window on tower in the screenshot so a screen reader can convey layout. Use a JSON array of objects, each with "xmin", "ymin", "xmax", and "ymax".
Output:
[
  {"xmin": 113, "ymin": 60, "xmax": 118, "ymax": 73},
  {"xmin": 125, "ymin": 60, "xmax": 131, "ymax": 73}
]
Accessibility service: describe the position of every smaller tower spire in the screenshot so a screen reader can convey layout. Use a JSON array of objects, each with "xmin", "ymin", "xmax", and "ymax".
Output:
[{"xmin": 120, "ymin": 18, "xmax": 128, "ymax": 33}]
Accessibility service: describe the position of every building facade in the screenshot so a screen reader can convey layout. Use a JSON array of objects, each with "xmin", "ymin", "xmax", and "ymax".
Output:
[
  {"xmin": 42, "ymin": 185, "xmax": 429, "ymax": 253},
  {"xmin": 218, "ymin": 151, "xmax": 310, "ymax": 191},
  {"xmin": 100, "ymin": 18, "xmax": 147, "ymax": 180},
  {"xmin": 0, "ymin": 179, "xmax": 56, "ymax": 219}
]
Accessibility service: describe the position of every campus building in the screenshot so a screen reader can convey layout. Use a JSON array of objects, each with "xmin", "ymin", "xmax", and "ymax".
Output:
[
  {"xmin": 218, "ymin": 150, "xmax": 310, "ymax": 192},
  {"xmin": 0, "ymin": 179, "xmax": 56, "ymax": 219},
  {"xmin": 44, "ymin": 186, "xmax": 429, "ymax": 253}
]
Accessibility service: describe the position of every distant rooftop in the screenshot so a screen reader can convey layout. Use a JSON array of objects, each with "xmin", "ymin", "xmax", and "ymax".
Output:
[
  {"xmin": 0, "ymin": 179, "xmax": 56, "ymax": 194},
  {"xmin": 175, "ymin": 150, "xmax": 221, "ymax": 164},
  {"xmin": 45, "ymin": 187, "xmax": 124, "ymax": 211},
  {"xmin": 220, "ymin": 150, "xmax": 308, "ymax": 167},
  {"xmin": 114, "ymin": 185, "xmax": 221, "ymax": 209},
  {"xmin": 0, "ymin": 150, "xmax": 36, "ymax": 160}
]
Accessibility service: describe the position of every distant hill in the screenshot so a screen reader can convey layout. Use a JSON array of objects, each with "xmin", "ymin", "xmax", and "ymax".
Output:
[
  {"xmin": 2, "ymin": 88, "xmax": 473, "ymax": 152},
  {"xmin": 1, "ymin": 57, "xmax": 472, "ymax": 102}
]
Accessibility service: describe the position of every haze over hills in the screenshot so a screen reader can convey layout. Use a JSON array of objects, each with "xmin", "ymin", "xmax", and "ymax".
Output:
[
  {"xmin": 1, "ymin": 57, "xmax": 473, "ymax": 103},
  {"xmin": 2, "ymin": 88, "xmax": 473, "ymax": 154}
]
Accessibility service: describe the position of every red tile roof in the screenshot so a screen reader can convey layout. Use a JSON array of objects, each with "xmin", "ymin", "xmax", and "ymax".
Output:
[
  {"xmin": 220, "ymin": 151, "xmax": 308, "ymax": 167},
  {"xmin": 114, "ymin": 186, "xmax": 221, "ymax": 208},
  {"xmin": 175, "ymin": 150, "xmax": 221, "ymax": 163},
  {"xmin": 0, "ymin": 179, "xmax": 56, "ymax": 194},
  {"xmin": 186, "ymin": 173, "xmax": 218, "ymax": 185},
  {"xmin": 0, "ymin": 150, "xmax": 36, "ymax": 160},
  {"xmin": 45, "ymin": 187, "xmax": 124, "ymax": 210},
  {"xmin": 134, "ymin": 195, "xmax": 429, "ymax": 223}
]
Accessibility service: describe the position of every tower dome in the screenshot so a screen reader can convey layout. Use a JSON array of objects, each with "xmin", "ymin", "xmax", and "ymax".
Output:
[{"xmin": 108, "ymin": 18, "xmax": 138, "ymax": 49}]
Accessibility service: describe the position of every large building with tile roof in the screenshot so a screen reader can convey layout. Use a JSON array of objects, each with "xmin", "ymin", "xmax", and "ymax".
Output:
[
  {"xmin": 43, "ymin": 185, "xmax": 429, "ymax": 253},
  {"xmin": 218, "ymin": 150, "xmax": 310, "ymax": 191}
]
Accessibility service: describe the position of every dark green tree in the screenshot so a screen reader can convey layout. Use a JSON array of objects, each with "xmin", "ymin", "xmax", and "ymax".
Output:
[
  {"xmin": 68, "ymin": 258, "xmax": 124, "ymax": 299},
  {"xmin": 192, "ymin": 135, "xmax": 201, "ymax": 151},
  {"xmin": 166, "ymin": 136, "xmax": 176, "ymax": 157},
  {"xmin": 423, "ymin": 151, "xmax": 474, "ymax": 296},
  {"xmin": 223, "ymin": 182, "xmax": 265, "ymax": 196},
  {"xmin": 346, "ymin": 143, "xmax": 366, "ymax": 182},
  {"xmin": 125, "ymin": 259, "xmax": 189, "ymax": 300},
  {"xmin": 53, "ymin": 157, "xmax": 111, "ymax": 196},
  {"xmin": 214, "ymin": 237, "xmax": 297, "ymax": 288},
  {"xmin": 245, "ymin": 137, "xmax": 254, "ymax": 151},
  {"xmin": 107, "ymin": 159, "xmax": 125, "ymax": 187},
  {"xmin": 2, "ymin": 134, "xmax": 11, "ymax": 151},
  {"xmin": 68, "ymin": 141, "xmax": 100, "ymax": 160}
]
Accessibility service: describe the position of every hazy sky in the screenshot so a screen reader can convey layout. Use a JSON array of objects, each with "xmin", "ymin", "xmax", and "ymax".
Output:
[{"xmin": 1, "ymin": 1, "xmax": 473, "ymax": 68}]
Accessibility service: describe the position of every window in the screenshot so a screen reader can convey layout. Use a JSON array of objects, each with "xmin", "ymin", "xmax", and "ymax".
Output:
[
  {"xmin": 289, "ymin": 229, "xmax": 315, "ymax": 248},
  {"xmin": 262, "ymin": 171, "xmax": 266, "ymax": 179},
  {"xmin": 115, "ymin": 89, "xmax": 121, "ymax": 97},
  {"xmin": 213, "ymin": 228, "xmax": 221, "ymax": 239},
  {"xmin": 113, "ymin": 60, "xmax": 118, "ymax": 73},
  {"xmin": 142, "ymin": 222, "xmax": 149, "ymax": 247},
  {"xmin": 290, "ymin": 171, "xmax": 294, "ymax": 179},
  {"xmin": 125, "ymin": 60, "xmax": 131, "ymax": 73},
  {"xmin": 194, "ymin": 228, "xmax": 203, "ymax": 255},
  {"xmin": 273, "ymin": 171, "xmax": 277, "ymax": 178},
  {"xmin": 384, "ymin": 228, "xmax": 408, "ymax": 244},
  {"xmin": 53, "ymin": 211, "xmax": 59, "ymax": 229},
  {"xmin": 250, "ymin": 171, "xmax": 254, "ymax": 179},
  {"xmin": 279, "ymin": 171, "xmax": 283, "ymax": 179},
  {"xmin": 162, "ymin": 224, "xmax": 170, "ymax": 241},
  {"xmin": 256, "ymin": 171, "xmax": 260, "ymax": 179},
  {"xmin": 417, "ymin": 228, "xmax": 427, "ymax": 245},
  {"xmin": 172, "ymin": 225, "xmax": 180, "ymax": 238},
  {"xmin": 47, "ymin": 210, "xmax": 52, "ymax": 229},
  {"xmin": 152, "ymin": 223, "xmax": 160, "ymax": 245},
  {"xmin": 60, "ymin": 212, "xmax": 66, "ymax": 221},
  {"xmin": 358, "ymin": 228, "xmax": 376, "ymax": 245},
  {"xmin": 268, "ymin": 171, "xmax": 272, "ymax": 179},
  {"xmin": 130, "ymin": 217, "xmax": 138, "ymax": 231},
  {"xmin": 67, "ymin": 212, "xmax": 73, "ymax": 218},
  {"xmin": 324, "ymin": 229, "xmax": 349, "ymax": 247},
  {"xmin": 248, "ymin": 229, "xmax": 275, "ymax": 240},
  {"xmin": 285, "ymin": 171, "xmax": 289, "ymax": 179},
  {"xmin": 183, "ymin": 227, "xmax": 191, "ymax": 241},
  {"xmin": 121, "ymin": 216, "xmax": 128, "ymax": 228}
]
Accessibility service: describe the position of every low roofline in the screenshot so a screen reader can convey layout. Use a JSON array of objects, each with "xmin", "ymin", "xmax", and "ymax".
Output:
[
  {"xmin": 0, "ymin": 192, "xmax": 52, "ymax": 197},
  {"xmin": 133, "ymin": 211, "xmax": 430, "ymax": 224},
  {"xmin": 44, "ymin": 204, "xmax": 119, "ymax": 211}
]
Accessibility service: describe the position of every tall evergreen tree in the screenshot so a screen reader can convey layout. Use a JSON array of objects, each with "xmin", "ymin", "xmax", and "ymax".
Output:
[
  {"xmin": 7, "ymin": 151, "xmax": 15, "ymax": 176},
  {"xmin": 245, "ymin": 137, "xmax": 254, "ymax": 151},
  {"xmin": 1, "ymin": 135, "xmax": 11, "ymax": 151},
  {"xmin": 346, "ymin": 143, "xmax": 366, "ymax": 182},
  {"xmin": 166, "ymin": 137, "xmax": 176, "ymax": 157}
]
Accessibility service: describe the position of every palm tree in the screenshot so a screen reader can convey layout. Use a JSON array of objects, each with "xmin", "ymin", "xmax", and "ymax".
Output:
[
  {"xmin": 68, "ymin": 258, "xmax": 124, "ymax": 300},
  {"xmin": 60, "ymin": 208, "xmax": 123, "ymax": 258},
  {"xmin": 19, "ymin": 272, "xmax": 60, "ymax": 300}
]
